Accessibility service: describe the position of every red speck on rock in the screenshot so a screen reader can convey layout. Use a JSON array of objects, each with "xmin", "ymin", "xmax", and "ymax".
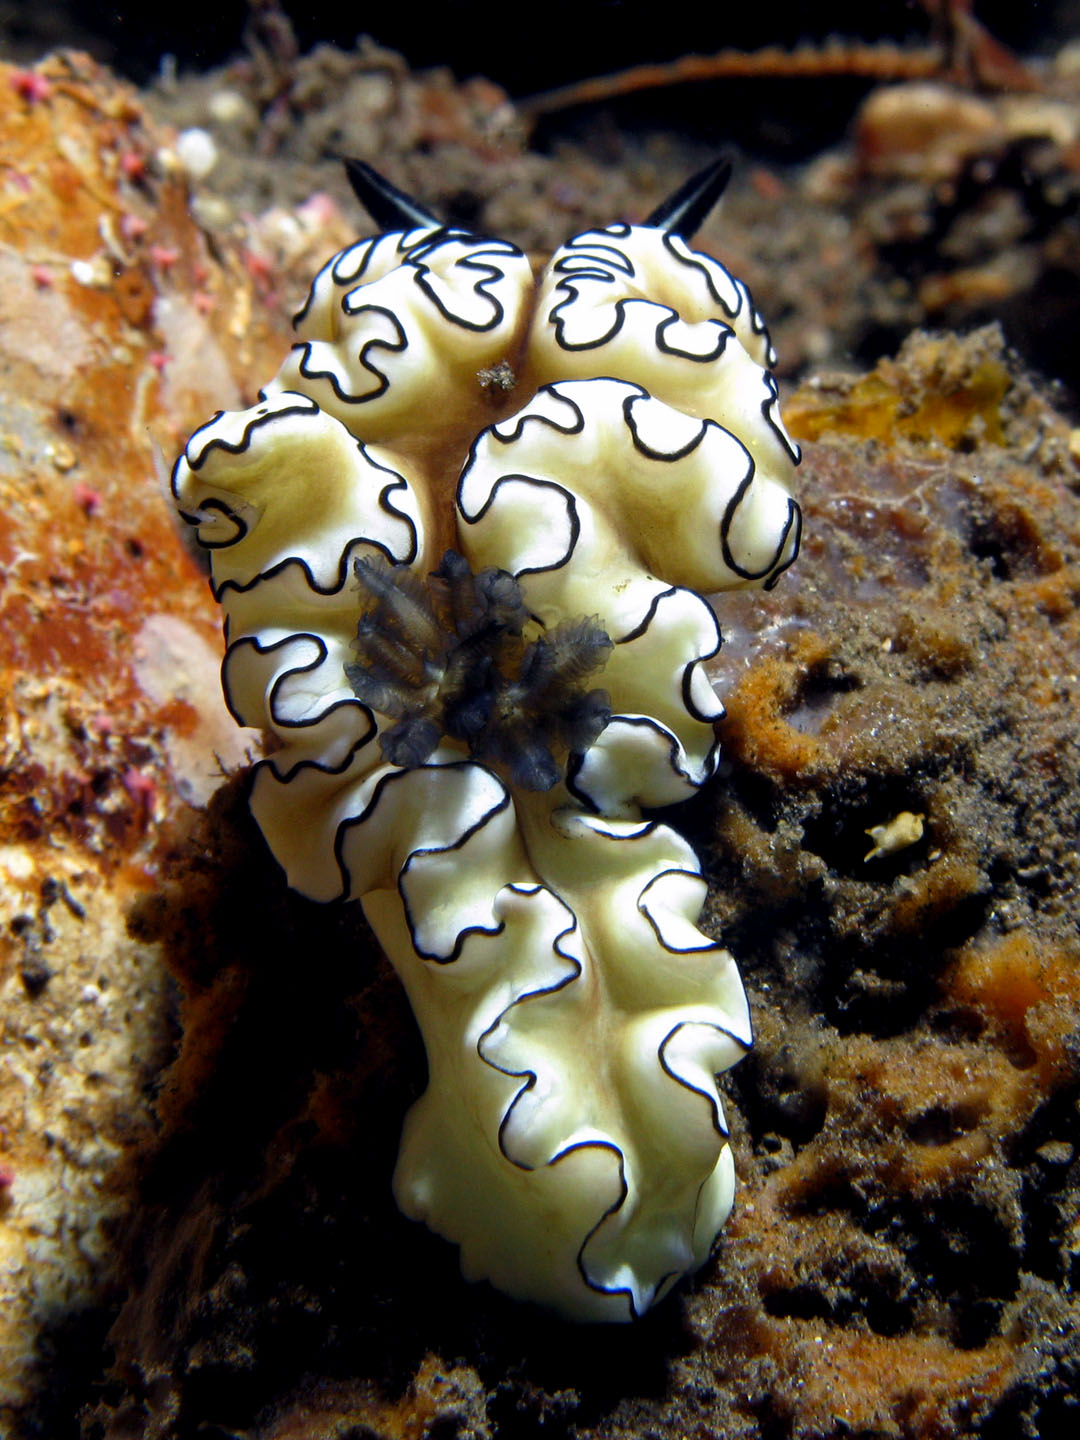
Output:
[
  {"xmin": 10, "ymin": 70, "xmax": 51, "ymax": 104},
  {"xmin": 73, "ymin": 483, "xmax": 104, "ymax": 516},
  {"xmin": 120, "ymin": 213, "xmax": 148, "ymax": 242},
  {"xmin": 149, "ymin": 245, "xmax": 180, "ymax": 271},
  {"xmin": 119, "ymin": 150, "xmax": 147, "ymax": 181},
  {"xmin": 243, "ymin": 250, "xmax": 274, "ymax": 287},
  {"xmin": 122, "ymin": 768, "xmax": 157, "ymax": 811}
]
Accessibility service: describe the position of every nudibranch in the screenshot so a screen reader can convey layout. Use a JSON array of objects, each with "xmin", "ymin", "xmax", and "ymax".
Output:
[{"xmin": 172, "ymin": 158, "xmax": 801, "ymax": 1322}]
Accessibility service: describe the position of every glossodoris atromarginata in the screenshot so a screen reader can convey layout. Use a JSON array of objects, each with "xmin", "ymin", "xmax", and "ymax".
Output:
[{"xmin": 172, "ymin": 159, "xmax": 801, "ymax": 1322}]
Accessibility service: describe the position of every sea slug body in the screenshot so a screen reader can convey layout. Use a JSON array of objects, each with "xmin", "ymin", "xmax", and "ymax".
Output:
[{"xmin": 171, "ymin": 159, "xmax": 801, "ymax": 1321}]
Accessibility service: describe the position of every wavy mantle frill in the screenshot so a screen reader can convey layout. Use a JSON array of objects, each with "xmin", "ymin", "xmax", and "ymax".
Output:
[{"xmin": 171, "ymin": 215, "xmax": 801, "ymax": 1321}]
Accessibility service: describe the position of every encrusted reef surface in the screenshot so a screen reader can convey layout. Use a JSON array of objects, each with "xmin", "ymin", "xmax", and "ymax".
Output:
[
  {"xmin": 2, "ymin": 32, "xmax": 1080, "ymax": 1440},
  {"xmin": 0, "ymin": 49, "xmax": 285, "ymax": 1431}
]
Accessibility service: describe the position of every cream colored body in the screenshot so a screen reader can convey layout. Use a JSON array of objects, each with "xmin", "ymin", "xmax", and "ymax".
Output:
[{"xmin": 172, "ymin": 216, "xmax": 800, "ymax": 1320}]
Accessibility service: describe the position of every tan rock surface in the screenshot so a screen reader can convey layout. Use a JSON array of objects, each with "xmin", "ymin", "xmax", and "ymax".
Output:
[{"xmin": 0, "ymin": 51, "xmax": 288, "ymax": 1424}]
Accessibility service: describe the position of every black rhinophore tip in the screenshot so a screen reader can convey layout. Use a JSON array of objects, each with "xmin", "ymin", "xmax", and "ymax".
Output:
[
  {"xmin": 342, "ymin": 157, "xmax": 442, "ymax": 232},
  {"xmin": 644, "ymin": 155, "xmax": 734, "ymax": 238}
]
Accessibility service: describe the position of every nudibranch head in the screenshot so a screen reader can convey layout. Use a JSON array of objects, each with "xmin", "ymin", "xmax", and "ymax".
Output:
[{"xmin": 171, "ymin": 159, "xmax": 800, "ymax": 1321}]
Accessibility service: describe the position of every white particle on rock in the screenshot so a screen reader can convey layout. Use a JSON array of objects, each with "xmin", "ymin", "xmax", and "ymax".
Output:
[{"xmin": 175, "ymin": 128, "xmax": 219, "ymax": 181}]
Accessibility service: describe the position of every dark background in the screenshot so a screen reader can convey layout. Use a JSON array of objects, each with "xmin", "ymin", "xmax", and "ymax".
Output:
[{"xmin": 2, "ymin": 1, "xmax": 1077, "ymax": 92}]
